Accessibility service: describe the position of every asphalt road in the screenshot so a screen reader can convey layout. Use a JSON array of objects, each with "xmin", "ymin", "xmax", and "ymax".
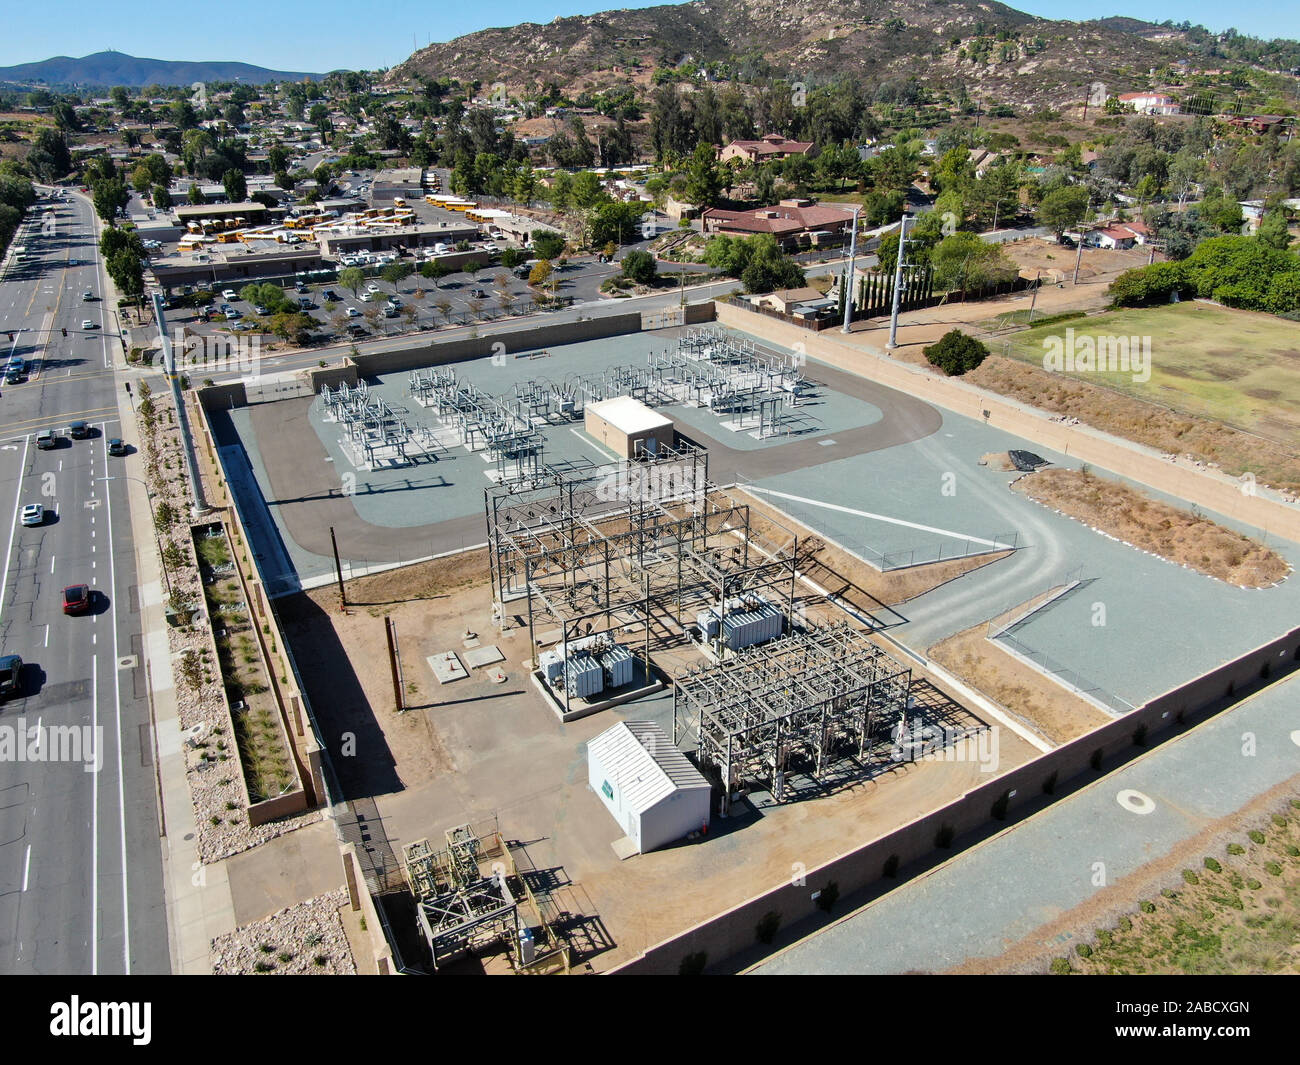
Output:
[{"xmin": 0, "ymin": 190, "xmax": 168, "ymax": 974}]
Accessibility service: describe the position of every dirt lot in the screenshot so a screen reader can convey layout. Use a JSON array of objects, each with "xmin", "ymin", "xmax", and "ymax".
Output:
[
  {"xmin": 275, "ymin": 549, "xmax": 1041, "ymax": 971},
  {"xmin": 929, "ymin": 590, "xmax": 1113, "ymax": 746}
]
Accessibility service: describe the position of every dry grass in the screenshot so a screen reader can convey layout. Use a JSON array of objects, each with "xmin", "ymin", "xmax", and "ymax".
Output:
[
  {"xmin": 965, "ymin": 355, "xmax": 1300, "ymax": 495},
  {"xmin": 1014, "ymin": 468, "xmax": 1289, "ymax": 588}
]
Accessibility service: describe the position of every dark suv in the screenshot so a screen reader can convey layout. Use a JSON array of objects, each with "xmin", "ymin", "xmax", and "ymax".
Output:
[
  {"xmin": 0, "ymin": 654, "xmax": 22, "ymax": 699},
  {"xmin": 69, "ymin": 420, "xmax": 89, "ymax": 439}
]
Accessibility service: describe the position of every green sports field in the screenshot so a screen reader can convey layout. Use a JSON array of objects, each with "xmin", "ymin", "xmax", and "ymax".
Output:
[{"xmin": 999, "ymin": 302, "xmax": 1300, "ymax": 446}]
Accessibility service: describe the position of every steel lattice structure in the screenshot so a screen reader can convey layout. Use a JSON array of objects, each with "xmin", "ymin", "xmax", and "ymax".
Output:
[
  {"xmin": 673, "ymin": 622, "xmax": 913, "ymax": 812},
  {"xmin": 484, "ymin": 445, "xmax": 802, "ymax": 715}
]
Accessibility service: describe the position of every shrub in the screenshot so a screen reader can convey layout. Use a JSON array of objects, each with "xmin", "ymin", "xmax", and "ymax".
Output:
[
  {"xmin": 1264, "ymin": 861, "xmax": 1283, "ymax": 876},
  {"xmin": 1095, "ymin": 930, "xmax": 1112, "ymax": 947},
  {"xmin": 678, "ymin": 950, "xmax": 707, "ymax": 975},
  {"xmin": 1203, "ymin": 857, "xmax": 1222, "ymax": 873},
  {"xmin": 1247, "ymin": 878, "xmax": 1262, "ymax": 890},
  {"xmin": 1049, "ymin": 957, "xmax": 1073, "ymax": 974},
  {"xmin": 1271, "ymin": 814, "xmax": 1288, "ymax": 827},
  {"xmin": 1249, "ymin": 830, "xmax": 1266, "ymax": 845},
  {"xmin": 1075, "ymin": 943, "xmax": 1092, "ymax": 958},
  {"xmin": 1139, "ymin": 900, "xmax": 1156, "ymax": 913},
  {"xmin": 1182, "ymin": 869, "xmax": 1199, "ymax": 885},
  {"xmin": 755, "ymin": 910, "xmax": 782, "ymax": 944},
  {"xmin": 1285, "ymin": 845, "xmax": 1300, "ymax": 857},
  {"xmin": 1116, "ymin": 915, "xmax": 1131, "ymax": 932},
  {"xmin": 923, "ymin": 329, "xmax": 989, "ymax": 376},
  {"xmin": 1227, "ymin": 843, "xmax": 1244, "ymax": 855}
]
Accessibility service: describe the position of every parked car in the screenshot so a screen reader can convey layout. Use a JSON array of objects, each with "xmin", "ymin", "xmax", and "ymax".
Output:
[
  {"xmin": 20, "ymin": 504, "xmax": 43, "ymax": 527},
  {"xmin": 346, "ymin": 307, "xmax": 361, "ymax": 318},
  {"xmin": 62, "ymin": 584, "xmax": 91, "ymax": 616},
  {"xmin": 365, "ymin": 282, "xmax": 381, "ymax": 293},
  {"xmin": 0, "ymin": 654, "xmax": 23, "ymax": 700},
  {"xmin": 359, "ymin": 293, "xmax": 372, "ymax": 302},
  {"xmin": 321, "ymin": 290, "xmax": 339, "ymax": 302},
  {"xmin": 222, "ymin": 289, "xmax": 237, "ymax": 301}
]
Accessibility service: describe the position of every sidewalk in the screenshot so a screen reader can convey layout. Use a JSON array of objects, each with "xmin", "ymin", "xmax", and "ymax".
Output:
[{"xmin": 87, "ymin": 186, "xmax": 237, "ymax": 973}]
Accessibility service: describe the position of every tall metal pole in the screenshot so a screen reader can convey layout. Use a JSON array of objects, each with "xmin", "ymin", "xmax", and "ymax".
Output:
[
  {"xmin": 1072, "ymin": 239, "xmax": 1084, "ymax": 284},
  {"xmin": 330, "ymin": 525, "xmax": 346, "ymax": 609},
  {"xmin": 886, "ymin": 213, "xmax": 909, "ymax": 350},
  {"xmin": 840, "ymin": 204, "xmax": 862, "ymax": 334},
  {"xmin": 385, "ymin": 616, "xmax": 404, "ymax": 712}
]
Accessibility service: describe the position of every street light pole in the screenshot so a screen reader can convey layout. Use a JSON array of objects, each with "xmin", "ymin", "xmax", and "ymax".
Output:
[
  {"xmin": 841, "ymin": 205, "xmax": 862, "ymax": 334},
  {"xmin": 886, "ymin": 212, "xmax": 910, "ymax": 350}
]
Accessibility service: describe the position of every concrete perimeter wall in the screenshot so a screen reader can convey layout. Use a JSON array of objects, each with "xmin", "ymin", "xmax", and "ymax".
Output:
[
  {"xmin": 716, "ymin": 302, "xmax": 1300, "ymax": 544},
  {"xmin": 610, "ymin": 625, "xmax": 1300, "ymax": 973}
]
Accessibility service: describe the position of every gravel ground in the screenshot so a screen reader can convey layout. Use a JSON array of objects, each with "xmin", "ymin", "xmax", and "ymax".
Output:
[
  {"xmin": 139, "ymin": 387, "xmax": 319, "ymax": 862},
  {"xmin": 211, "ymin": 889, "xmax": 357, "ymax": 975}
]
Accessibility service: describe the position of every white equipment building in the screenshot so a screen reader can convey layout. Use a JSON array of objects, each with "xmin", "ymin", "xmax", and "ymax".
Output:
[{"xmin": 587, "ymin": 720, "xmax": 711, "ymax": 854}]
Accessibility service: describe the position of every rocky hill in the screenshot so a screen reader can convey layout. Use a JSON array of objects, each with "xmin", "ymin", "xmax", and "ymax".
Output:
[{"xmin": 386, "ymin": 0, "xmax": 1285, "ymax": 110}]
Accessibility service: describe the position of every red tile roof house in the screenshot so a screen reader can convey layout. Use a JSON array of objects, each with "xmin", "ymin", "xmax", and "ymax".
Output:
[
  {"xmin": 701, "ymin": 199, "xmax": 855, "ymax": 250},
  {"xmin": 718, "ymin": 134, "xmax": 816, "ymax": 164},
  {"xmin": 1088, "ymin": 223, "xmax": 1150, "ymax": 250}
]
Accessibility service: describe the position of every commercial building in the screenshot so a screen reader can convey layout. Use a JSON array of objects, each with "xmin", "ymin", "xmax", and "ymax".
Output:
[
  {"xmin": 587, "ymin": 720, "xmax": 711, "ymax": 854},
  {"xmin": 584, "ymin": 396, "xmax": 675, "ymax": 459}
]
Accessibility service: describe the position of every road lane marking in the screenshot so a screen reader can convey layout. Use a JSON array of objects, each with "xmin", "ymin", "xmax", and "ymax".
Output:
[
  {"xmin": 91, "ymin": 651, "xmax": 98, "ymax": 975},
  {"xmin": 0, "ymin": 432, "xmax": 31, "ymax": 622},
  {"xmin": 103, "ymin": 437, "xmax": 131, "ymax": 974},
  {"xmin": 22, "ymin": 844, "xmax": 31, "ymax": 891}
]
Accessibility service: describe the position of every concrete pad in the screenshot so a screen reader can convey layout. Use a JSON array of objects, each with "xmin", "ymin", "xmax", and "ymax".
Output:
[
  {"xmin": 427, "ymin": 650, "xmax": 467, "ymax": 683},
  {"xmin": 610, "ymin": 837, "xmax": 639, "ymax": 861},
  {"xmin": 464, "ymin": 645, "xmax": 505, "ymax": 669},
  {"xmin": 224, "ymin": 817, "xmax": 340, "ymax": 926}
]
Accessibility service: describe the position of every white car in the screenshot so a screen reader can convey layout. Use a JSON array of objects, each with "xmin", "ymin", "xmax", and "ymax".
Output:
[
  {"xmin": 359, "ymin": 293, "xmax": 372, "ymax": 302},
  {"xmin": 81, "ymin": 319, "xmax": 97, "ymax": 329},
  {"xmin": 20, "ymin": 504, "xmax": 43, "ymax": 527},
  {"xmin": 222, "ymin": 289, "xmax": 237, "ymax": 301},
  {"xmin": 346, "ymin": 307, "xmax": 361, "ymax": 318},
  {"xmin": 365, "ymin": 282, "xmax": 380, "ymax": 293}
]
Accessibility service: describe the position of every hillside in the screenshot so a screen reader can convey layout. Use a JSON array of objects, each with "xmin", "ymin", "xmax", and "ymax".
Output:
[
  {"xmin": 0, "ymin": 51, "xmax": 322, "ymax": 88},
  {"xmin": 386, "ymin": 0, "xmax": 1283, "ymax": 110}
]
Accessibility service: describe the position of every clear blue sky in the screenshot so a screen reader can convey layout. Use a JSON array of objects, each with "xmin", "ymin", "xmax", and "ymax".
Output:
[{"xmin": 1, "ymin": 1, "xmax": 1297, "ymax": 74}]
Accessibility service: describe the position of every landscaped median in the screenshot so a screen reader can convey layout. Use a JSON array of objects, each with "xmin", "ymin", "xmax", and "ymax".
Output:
[{"xmin": 136, "ymin": 380, "xmax": 321, "ymax": 861}]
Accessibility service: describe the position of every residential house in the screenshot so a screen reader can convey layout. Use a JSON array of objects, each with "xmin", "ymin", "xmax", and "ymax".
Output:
[{"xmin": 718, "ymin": 134, "xmax": 815, "ymax": 164}]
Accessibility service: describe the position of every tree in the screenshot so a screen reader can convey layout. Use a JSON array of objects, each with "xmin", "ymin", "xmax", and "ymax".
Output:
[
  {"xmin": 381, "ymin": 262, "xmax": 413, "ymax": 288},
  {"xmin": 931, "ymin": 232, "xmax": 1018, "ymax": 293},
  {"xmin": 152, "ymin": 185, "xmax": 172, "ymax": 210},
  {"xmin": 420, "ymin": 260, "xmax": 449, "ymax": 287},
  {"xmin": 528, "ymin": 260, "xmax": 553, "ymax": 287},
  {"xmin": 923, "ymin": 330, "xmax": 989, "ymax": 376},
  {"xmin": 28, "ymin": 127, "xmax": 72, "ymax": 183},
  {"xmin": 338, "ymin": 267, "xmax": 365, "ymax": 296},
  {"xmin": 106, "ymin": 247, "xmax": 145, "ymax": 303},
  {"xmin": 684, "ymin": 142, "xmax": 722, "ymax": 208},
  {"xmin": 622, "ymin": 250, "xmax": 657, "ymax": 285},
  {"xmin": 222, "ymin": 169, "xmax": 247, "ymax": 203},
  {"xmin": 1257, "ymin": 210, "xmax": 1293, "ymax": 251},
  {"xmin": 499, "ymin": 247, "xmax": 525, "ymax": 269},
  {"xmin": 92, "ymin": 178, "xmax": 130, "ymax": 224},
  {"xmin": 188, "ymin": 183, "xmax": 205, "ymax": 206},
  {"xmin": 434, "ymin": 297, "xmax": 453, "ymax": 323},
  {"xmin": 531, "ymin": 230, "xmax": 566, "ymax": 260},
  {"xmin": 1038, "ymin": 186, "xmax": 1088, "ymax": 238}
]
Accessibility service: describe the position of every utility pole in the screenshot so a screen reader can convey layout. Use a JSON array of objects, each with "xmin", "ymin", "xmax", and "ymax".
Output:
[
  {"xmin": 1027, "ymin": 269, "xmax": 1042, "ymax": 323},
  {"xmin": 330, "ymin": 525, "xmax": 346, "ymax": 610},
  {"xmin": 385, "ymin": 616, "xmax": 404, "ymax": 712},
  {"xmin": 886, "ymin": 212, "xmax": 909, "ymax": 349},
  {"xmin": 1072, "ymin": 238, "xmax": 1084, "ymax": 284},
  {"xmin": 841, "ymin": 204, "xmax": 862, "ymax": 334}
]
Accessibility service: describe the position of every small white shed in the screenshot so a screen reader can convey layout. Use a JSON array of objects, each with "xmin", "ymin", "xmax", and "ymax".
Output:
[{"xmin": 587, "ymin": 720, "xmax": 711, "ymax": 854}]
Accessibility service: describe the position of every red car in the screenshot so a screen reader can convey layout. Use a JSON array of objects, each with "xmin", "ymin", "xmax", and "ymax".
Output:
[{"xmin": 62, "ymin": 584, "xmax": 91, "ymax": 615}]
